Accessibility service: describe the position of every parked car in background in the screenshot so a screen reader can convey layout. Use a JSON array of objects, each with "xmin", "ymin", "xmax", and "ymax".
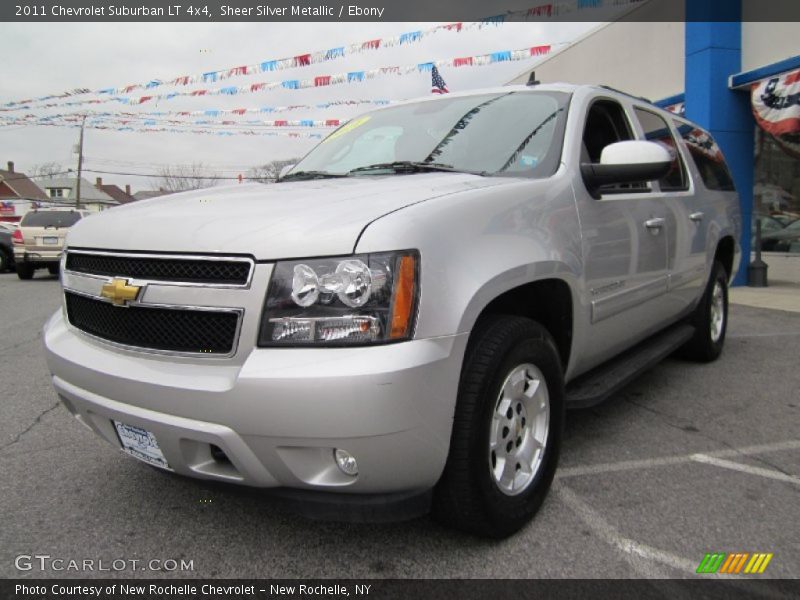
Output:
[
  {"xmin": 13, "ymin": 209, "xmax": 90, "ymax": 279},
  {"xmin": 753, "ymin": 215, "xmax": 789, "ymax": 251},
  {"xmin": 0, "ymin": 226, "xmax": 15, "ymax": 272},
  {"xmin": 44, "ymin": 84, "xmax": 740, "ymax": 537},
  {"xmin": 763, "ymin": 218, "xmax": 800, "ymax": 252}
]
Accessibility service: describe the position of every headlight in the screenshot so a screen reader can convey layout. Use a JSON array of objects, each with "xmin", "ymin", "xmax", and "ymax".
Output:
[{"xmin": 258, "ymin": 250, "xmax": 419, "ymax": 346}]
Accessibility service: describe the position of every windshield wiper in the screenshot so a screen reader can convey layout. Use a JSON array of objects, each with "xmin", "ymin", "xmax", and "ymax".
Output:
[
  {"xmin": 279, "ymin": 170, "xmax": 348, "ymax": 181},
  {"xmin": 348, "ymin": 161, "xmax": 484, "ymax": 176}
]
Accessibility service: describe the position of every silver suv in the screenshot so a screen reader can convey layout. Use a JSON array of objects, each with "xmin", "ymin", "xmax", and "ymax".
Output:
[{"xmin": 44, "ymin": 84, "xmax": 740, "ymax": 537}]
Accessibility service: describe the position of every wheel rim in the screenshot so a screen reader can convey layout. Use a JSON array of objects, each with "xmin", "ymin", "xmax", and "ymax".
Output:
[
  {"xmin": 709, "ymin": 279, "xmax": 725, "ymax": 343},
  {"xmin": 488, "ymin": 363, "xmax": 550, "ymax": 496}
]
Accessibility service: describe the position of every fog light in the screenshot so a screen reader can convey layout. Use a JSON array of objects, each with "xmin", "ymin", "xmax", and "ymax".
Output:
[{"xmin": 334, "ymin": 448, "xmax": 358, "ymax": 476}]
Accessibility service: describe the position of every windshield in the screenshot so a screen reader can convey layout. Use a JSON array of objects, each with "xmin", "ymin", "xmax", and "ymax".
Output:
[
  {"xmin": 21, "ymin": 211, "xmax": 82, "ymax": 228},
  {"xmin": 288, "ymin": 91, "xmax": 569, "ymax": 178}
]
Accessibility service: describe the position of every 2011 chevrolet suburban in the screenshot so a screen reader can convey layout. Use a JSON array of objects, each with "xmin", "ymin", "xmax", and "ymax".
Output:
[{"xmin": 44, "ymin": 84, "xmax": 740, "ymax": 537}]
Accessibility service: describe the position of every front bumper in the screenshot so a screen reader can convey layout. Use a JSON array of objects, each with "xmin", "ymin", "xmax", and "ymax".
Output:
[{"xmin": 44, "ymin": 310, "xmax": 467, "ymax": 496}]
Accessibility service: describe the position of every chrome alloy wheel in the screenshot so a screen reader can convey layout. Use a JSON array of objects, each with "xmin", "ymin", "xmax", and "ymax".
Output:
[
  {"xmin": 489, "ymin": 363, "xmax": 550, "ymax": 496},
  {"xmin": 709, "ymin": 279, "xmax": 725, "ymax": 343}
]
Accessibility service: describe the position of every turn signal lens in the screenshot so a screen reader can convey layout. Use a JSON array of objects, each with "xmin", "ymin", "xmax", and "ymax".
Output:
[{"xmin": 390, "ymin": 255, "xmax": 417, "ymax": 339}]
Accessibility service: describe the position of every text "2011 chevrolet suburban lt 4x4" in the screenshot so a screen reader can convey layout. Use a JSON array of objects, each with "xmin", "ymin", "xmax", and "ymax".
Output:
[{"xmin": 44, "ymin": 84, "xmax": 740, "ymax": 537}]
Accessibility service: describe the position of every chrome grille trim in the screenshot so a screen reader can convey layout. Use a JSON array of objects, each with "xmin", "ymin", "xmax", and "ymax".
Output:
[{"xmin": 65, "ymin": 249, "xmax": 255, "ymax": 289}]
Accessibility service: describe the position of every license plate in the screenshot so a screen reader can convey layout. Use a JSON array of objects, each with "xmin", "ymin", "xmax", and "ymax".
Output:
[
  {"xmin": 113, "ymin": 421, "xmax": 171, "ymax": 470},
  {"xmin": 43, "ymin": 236, "xmax": 59, "ymax": 245}
]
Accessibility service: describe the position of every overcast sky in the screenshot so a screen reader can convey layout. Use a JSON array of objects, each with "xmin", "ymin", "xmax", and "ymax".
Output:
[{"xmin": 0, "ymin": 21, "xmax": 601, "ymax": 192}]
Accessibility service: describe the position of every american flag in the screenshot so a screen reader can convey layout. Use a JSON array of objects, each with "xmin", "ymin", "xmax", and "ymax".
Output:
[{"xmin": 431, "ymin": 65, "xmax": 449, "ymax": 94}]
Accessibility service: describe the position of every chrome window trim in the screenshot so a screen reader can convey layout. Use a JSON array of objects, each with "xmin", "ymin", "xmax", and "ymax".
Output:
[
  {"xmin": 64, "ymin": 249, "xmax": 255, "ymax": 289},
  {"xmin": 63, "ymin": 287, "xmax": 245, "ymax": 359}
]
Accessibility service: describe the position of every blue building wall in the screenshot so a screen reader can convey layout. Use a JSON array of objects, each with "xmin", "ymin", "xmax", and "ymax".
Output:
[{"xmin": 685, "ymin": 0, "xmax": 753, "ymax": 285}]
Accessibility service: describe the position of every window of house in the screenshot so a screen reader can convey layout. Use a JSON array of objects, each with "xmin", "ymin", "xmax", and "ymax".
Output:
[{"xmin": 634, "ymin": 108, "xmax": 688, "ymax": 191}]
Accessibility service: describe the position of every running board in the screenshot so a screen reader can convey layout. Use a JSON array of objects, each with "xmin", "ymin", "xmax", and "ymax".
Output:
[{"xmin": 565, "ymin": 323, "xmax": 695, "ymax": 409}]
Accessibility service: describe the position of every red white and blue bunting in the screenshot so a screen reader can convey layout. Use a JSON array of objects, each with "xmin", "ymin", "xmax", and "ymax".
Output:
[
  {"xmin": 752, "ymin": 68, "xmax": 800, "ymax": 157},
  {"xmin": 1, "ymin": 45, "xmax": 556, "ymax": 113},
  {"xmin": 0, "ymin": 0, "xmax": 645, "ymax": 111}
]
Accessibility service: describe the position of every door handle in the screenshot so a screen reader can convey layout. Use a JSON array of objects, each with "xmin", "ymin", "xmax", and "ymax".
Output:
[
  {"xmin": 644, "ymin": 217, "xmax": 665, "ymax": 230},
  {"xmin": 689, "ymin": 212, "xmax": 705, "ymax": 222}
]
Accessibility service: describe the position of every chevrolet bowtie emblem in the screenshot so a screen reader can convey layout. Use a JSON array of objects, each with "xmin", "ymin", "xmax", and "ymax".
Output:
[{"xmin": 100, "ymin": 278, "xmax": 141, "ymax": 306}]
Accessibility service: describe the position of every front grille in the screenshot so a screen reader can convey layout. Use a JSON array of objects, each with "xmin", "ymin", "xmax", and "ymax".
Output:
[
  {"xmin": 65, "ymin": 292, "xmax": 239, "ymax": 355},
  {"xmin": 66, "ymin": 252, "xmax": 251, "ymax": 285}
]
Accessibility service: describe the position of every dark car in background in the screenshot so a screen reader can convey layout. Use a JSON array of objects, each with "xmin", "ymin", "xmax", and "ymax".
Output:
[{"xmin": 0, "ymin": 223, "xmax": 16, "ymax": 272}]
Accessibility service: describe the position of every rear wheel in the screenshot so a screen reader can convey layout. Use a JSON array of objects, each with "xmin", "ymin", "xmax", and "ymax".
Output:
[
  {"xmin": 682, "ymin": 261, "xmax": 728, "ymax": 362},
  {"xmin": 433, "ymin": 315, "xmax": 564, "ymax": 538},
  {"xmin": 16, "ymin": 263, "xmax": 34, "ymax": 280},
  {"xmin": 0, "ymin": 250, "xmax": 8, "ymax": 272}
]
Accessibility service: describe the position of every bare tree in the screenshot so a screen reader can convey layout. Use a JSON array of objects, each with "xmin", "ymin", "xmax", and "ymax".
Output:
[
  {"xmin": 30, "ymin": 161, "xmax": 64, "ymax": 179},
  {"xmin": 247, "ymin": 158, "xmax": 301, "ymax": 183},
  {"xmin": 152, "ymin": 162, "xmax": 220, "ymax": 193}
]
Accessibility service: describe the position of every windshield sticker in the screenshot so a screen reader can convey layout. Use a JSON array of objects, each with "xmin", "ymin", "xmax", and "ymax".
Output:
[{"xmin": 321, "ymin": 116, "xmax": 371, "ymax": 144}]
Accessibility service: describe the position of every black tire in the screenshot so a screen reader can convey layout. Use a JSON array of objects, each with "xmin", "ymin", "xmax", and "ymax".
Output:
[
  {"xmin": 47, "ymin": 264, "xmax": 59, "ymax": 276},
  {"xmin": 682, "ymin": 261, "xmax": 728, "ymax": 362},
  {"xmin": 16, "ymin": 263, "xmax": 34, "ymax": 280},
  {"xmin": 433, "ymin": 315, "xmax": 565, "ymax": 538},
  {"xmin": 0, "ymin": 250, "xmax": 8, "ymax": 272}
]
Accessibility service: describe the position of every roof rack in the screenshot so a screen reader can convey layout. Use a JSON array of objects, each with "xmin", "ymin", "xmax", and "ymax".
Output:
[{"xmin": 598, "ymin": 85, "xmax": 652, "ymax": 104}]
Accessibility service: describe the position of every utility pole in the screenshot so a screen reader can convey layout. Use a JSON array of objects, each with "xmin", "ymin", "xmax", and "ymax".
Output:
[{"xmin": 74, "ymin": 115, "xmax": 86, "ymax": 210}]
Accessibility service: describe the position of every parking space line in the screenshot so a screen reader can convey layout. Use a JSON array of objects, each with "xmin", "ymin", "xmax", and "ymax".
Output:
[
  {"xmin": 690, "ymin": 454, "xmax": 800, "ymax": 486},
  {"xmin": 555, "ymin": 482, "xmax": 790, "ymax": 597},
  {"xmin": 554, "ymin": 482, "xmax": 707, "ymax": 578},
  {"xmin": 557, "ymin": 439, "xmax": 800, "ymax": 479}
]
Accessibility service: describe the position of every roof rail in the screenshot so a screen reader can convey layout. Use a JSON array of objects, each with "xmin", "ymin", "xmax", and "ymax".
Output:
[{"xmin": 598, "ymin": 85, "xmax": 652, "ymax": 104}]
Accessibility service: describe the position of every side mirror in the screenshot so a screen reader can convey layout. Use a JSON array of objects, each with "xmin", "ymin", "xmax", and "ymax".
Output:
[
  {"xmin": 278, "ymin": 164, "xmax": 296, "ymax": 181},
  {"xmin": 581, "ymin": 141, "xmax": 672, "ymax": 198}
]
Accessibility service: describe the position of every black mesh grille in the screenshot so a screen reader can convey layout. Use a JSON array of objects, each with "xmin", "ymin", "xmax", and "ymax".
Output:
[
  {"xmin": 65, "ymin": 292, "xmax": 239, "ymax": 354},
  {"xmin": 66, "ymin": 253, "xmax": 251, "ymax": 285}
]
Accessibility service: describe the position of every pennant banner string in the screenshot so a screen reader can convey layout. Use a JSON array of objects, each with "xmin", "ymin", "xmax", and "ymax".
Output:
[
  {"xmin": 4, "ymin": 120, "xmax": 329, "ymax": 138},
  {"xmin": 0, "ymin": 21, "xmax": 494, "ymax": 109},
  {"xmin": 0, "ymin": 0, "xmax": 645, "ymax": 112},
  {"xmin": 4, "ymin": 100, "xmax": 396, "ymax": 124},
  {"xmin": 3, "ymin": 43, "xmax": 560, "ymax": 114},
  {"xmin": 0, "ymin": 113, "xmax": 343, "ymax": 129}
]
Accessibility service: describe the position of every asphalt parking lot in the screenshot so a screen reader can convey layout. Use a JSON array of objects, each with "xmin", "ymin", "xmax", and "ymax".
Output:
[{"xmin": 1, "ymin": 270, "xmax": 798, "ymax": 580}]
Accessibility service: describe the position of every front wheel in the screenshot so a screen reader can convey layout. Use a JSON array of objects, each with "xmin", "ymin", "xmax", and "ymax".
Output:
[
  {"xmin": 682, "ymin": 261, "xmax": 728, "ymax": 362},
  {"xmin": 433, "ymin": 315, "xmax": 564, "ymax": 538}
]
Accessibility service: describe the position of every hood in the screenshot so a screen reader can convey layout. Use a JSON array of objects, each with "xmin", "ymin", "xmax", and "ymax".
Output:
[{"xmin": 67, "ymin": 173, "xmax": 512, "ymax": 259}]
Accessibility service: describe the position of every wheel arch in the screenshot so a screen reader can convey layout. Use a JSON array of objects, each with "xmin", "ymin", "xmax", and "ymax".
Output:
[
  {"xmin": 461, "ymin": 273, "xmax": 575, "ymax": 373},
  {"xmin": 715, "ymin": 235, "xmax": 735, "ymax": 282}
]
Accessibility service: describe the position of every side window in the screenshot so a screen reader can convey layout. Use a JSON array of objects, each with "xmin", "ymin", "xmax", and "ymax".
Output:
[
  {"xmin": 674, "ymin": 121, "xmax": 736, "ymax": 191},
  {"xmin": 582, "ymin": 99, "xmax": 642, "ymax": 193},
  {"xmin": 634, "ymin": 108, "xmax": 688, "ymax": 192}
]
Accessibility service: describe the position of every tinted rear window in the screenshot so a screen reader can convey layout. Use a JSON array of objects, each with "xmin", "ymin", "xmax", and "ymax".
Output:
[
  {"xmin": 674, "ymin": 122, "xmax": 735, "ymax": 191},
  {"xmin": 21, "ymin": 211, "xmax": 82, "ymax": 227}
]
